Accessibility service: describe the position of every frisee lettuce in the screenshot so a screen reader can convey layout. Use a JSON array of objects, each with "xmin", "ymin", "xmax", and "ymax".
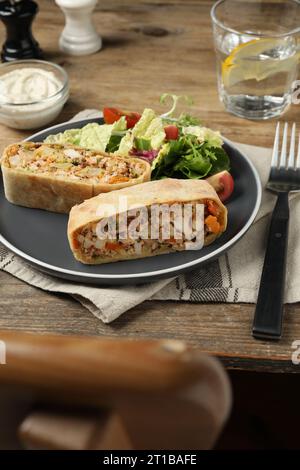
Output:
[
  {"xmin": 160, "ymin": 94, "xmax": 193, "ymax": 118},
  {"xmin": 159, "ymin": 93, "xmax": 201, "ymax": 129},
  {"xmin": 151, "ymin": 135, "xmax": 230, "ymax": 180},
  {"xmin": 182, "ymin": 126, "xmax": 223, "ymax": 148}
]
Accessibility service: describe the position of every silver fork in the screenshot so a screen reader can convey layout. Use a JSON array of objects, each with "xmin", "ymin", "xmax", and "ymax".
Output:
[{"xmin": 252, "ymin": 122, "xmax": 300, "ymax": 341}]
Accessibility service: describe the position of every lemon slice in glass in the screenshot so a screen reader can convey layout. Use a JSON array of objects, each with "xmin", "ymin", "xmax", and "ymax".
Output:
[{"xmin": 222, "ymin": 38, "xmax": 300, "ymax": 88}]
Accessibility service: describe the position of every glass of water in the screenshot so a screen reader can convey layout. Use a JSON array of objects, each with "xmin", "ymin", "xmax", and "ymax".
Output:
[{"xmin": 211, "ymin": 0, "xmax": 300, "ymax": 120}]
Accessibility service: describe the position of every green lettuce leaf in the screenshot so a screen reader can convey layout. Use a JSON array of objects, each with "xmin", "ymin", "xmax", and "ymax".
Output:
[
  {"xmin": 79, "ymin": 117, "xmax": 126, "ymax": 152},
  {"xmin": 106, "ymin": 134, "xmax": 123, "ymax": 153},
  {"xmin": 132, "ymin": 108, "xmax": 157, "ymax": 136},
  {"xmin": 141, "ymin": 116, "xmax": 165, "ymax": 149},
  {"xmin": 151, "ymin": 135, "xmax": 229, "ymax": 180},
  {"xmin": 182, "ymin": 126, "xmax": 223, "ymax": 148},
  {"xmin": 79, "ymin": 123, "xmax": 111, "ymax": 152},
  {"xmin": 45, "ymin": 117, "xmax": 127, "ymax": 153},
  {"xmin": 173, "ymin": 151, "xmax": 212, "ymax": 179},
  {"xmin": 208, "ymin": 146, "xmax": 230, "ymax": 174},
  {"xmin": 118, "ymin": 108, "xmax": 165, "ymax": 156},
  {"xmin": 134, "ymin": 137, "xmax": 151, "ymax": 151},
  {"xmin": 117, "ymin": 132, "xmax": 133, "ymax": 156},
  {"xmin": 45, "ymin": 128, "xmax": 82, "ymax": 146}
]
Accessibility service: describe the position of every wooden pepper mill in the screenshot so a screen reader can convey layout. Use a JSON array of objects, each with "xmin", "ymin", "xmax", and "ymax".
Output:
[{"xmin": 0, "ymin": 0, "xmax": 43, "ymax": 62}]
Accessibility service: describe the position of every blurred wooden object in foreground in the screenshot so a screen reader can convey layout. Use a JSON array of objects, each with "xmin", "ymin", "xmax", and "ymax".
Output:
[{"xmin": 0, "ymin": 331, "xmax": 231, "ymax": 450}]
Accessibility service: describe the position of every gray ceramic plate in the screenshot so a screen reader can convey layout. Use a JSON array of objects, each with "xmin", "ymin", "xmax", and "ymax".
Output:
[{"xmin": 0, "ymin": 118, "xmax": 262, "ymax": 285}]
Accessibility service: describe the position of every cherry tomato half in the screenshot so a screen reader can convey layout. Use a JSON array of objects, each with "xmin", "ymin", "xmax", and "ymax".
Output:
[
  {"xmin": 164, "ymin": 125, "xmax": 179, "ymax": 141},
  {"xmin": 205, "ymin": 170, "xmax": 234, "ymax": 202},
  {"xmin": 103, "ymin": 107, "xmax": 141, "ymax": 129}
]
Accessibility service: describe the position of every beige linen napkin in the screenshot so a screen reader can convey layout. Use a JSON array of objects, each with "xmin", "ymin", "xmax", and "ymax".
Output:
[{"xmin": 1, "ymin": 110, "xmax": 299, "ymax": 323}]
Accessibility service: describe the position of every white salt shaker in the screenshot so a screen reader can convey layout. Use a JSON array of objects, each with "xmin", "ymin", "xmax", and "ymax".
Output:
[{"xmin": 55, "ymin": 0, "xmax": 102, "ymax": 56}]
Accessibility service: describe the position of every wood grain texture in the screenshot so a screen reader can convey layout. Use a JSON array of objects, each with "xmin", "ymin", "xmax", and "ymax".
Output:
[
  {"xmin": 0, "ymin": 0, "xmax": 299, "ymax": 372},
  {"xmin": 0, "ymin": 331, "xmax": 231, "ymax": 450}
]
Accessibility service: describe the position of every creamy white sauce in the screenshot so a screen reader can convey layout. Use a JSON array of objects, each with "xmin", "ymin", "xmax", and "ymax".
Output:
[
  {"xmin": 0, "ymin": 67, "xmax": 68, "ymax": 130},
  {"xmin": 0, "ymin": 67, "xmax": 62, "ymax": 104}
]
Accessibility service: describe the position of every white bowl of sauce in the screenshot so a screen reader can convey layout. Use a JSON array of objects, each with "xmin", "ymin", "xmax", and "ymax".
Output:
[{"xmin": 0, "ymin": 60, "xmax": 69, "ymax": 130}]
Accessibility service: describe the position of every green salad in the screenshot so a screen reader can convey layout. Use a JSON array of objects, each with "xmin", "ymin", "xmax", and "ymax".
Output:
[{"xmin": 45, "ymin": 94, "xmax": 230, "ymax": 181}]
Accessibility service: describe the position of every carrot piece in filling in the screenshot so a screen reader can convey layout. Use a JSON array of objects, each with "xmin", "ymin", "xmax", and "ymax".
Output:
[
  {"xmin": 108, "ymin": 176, "xmax": 130, "ymax": 184},
  {"xmin": 205, "ymin": 215, "xmax": 221, "ymax": 234},
  {"xmin": 105, "ymin": 241, "xmax": 122, "ymax": 251},
  {"xmin": 207, "ymin": 200, "xmax": 219, "ymax": 216},
  {"xmin": 73, "ymin": 237, "xmax": 80, "ymax": 249},
  {"xmin": 166, "ymin": 238, "xmax": 177, "ymax": 244}
]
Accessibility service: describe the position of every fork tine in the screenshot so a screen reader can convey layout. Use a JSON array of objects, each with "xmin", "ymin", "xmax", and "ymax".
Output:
[
  {"xmin": 297, "ymin": 132, "xmax": 300, "ymax": 169},
  {"xmin": 279, "ymin": 122, "xmax": 288, "ymax": 168},
  {"xmin": 271, "ymin": 122, "xmax": 280, "ymax": 168},
  {"xmin": 288, "ymin": 123, "xmax": 296, "ymax": 169}
]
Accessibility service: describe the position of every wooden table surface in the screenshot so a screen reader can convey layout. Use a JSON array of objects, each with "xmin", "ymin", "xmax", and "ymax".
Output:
[{"xmin": 0, "ymin": 0, "xmax": 299, "ymax": 373}]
